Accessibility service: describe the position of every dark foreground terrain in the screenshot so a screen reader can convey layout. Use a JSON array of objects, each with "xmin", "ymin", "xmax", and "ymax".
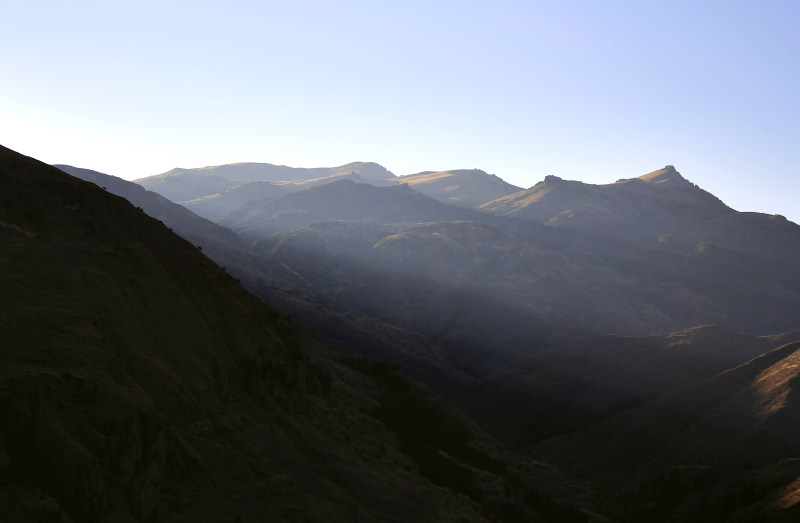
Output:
[
  {"xmin": 2, "ymin": 146, "xmax": 799, "ymax": 521},
  {"xmin": 2, "ymin": 146, "xmax": 605, "ymax": 521}
]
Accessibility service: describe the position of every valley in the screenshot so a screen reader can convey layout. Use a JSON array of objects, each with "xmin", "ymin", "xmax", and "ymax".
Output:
[{"xmin": 1, "ymin": 146, "xmax": 798, "ymax": 521}]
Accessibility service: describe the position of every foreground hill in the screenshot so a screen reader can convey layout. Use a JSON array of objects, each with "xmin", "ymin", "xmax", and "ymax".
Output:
[
  {"xmin": 2, "ymin": 146, "xmax": 600, "ymax": 522},
  {"xmin": 55, "ymin": 166, "xmax": 491, "ymax": 402},
  {"xmin": 43, "ymin": 153, "xmax": 800, "ymax": 520},
  {"xmin": 55, "ymin": 164, "xmax": 246, "ymax": 253},
  {"xmin": 534, "ymin": 340, "xmax": 800, "ymax": 521}
]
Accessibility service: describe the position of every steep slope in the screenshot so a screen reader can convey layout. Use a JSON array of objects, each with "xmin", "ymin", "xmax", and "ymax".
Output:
[
  {"xmin": 136, "ymin": 161, "xmax": 395, "ymax": 202},
  {"xmin": 464, "ymin": 325, "xmax": 800, "ymax": 447},
  {"xmin": 55, "ymin": 165, "xmax": 307, "ymax": 307},
  {"xmin": 54, "ymin": 165, "xmax": 488, "ymax": 408},
  {"xmin": 391, "ymin": 169, "xmax": 522, "ymax": 208},
  {"xmin": 220, "ymin": 179, "xmax": 484, "ymax": 241},
  {"xmin": 535, "ymin": 341, "xmax": 800, "ymax": 521},
  {"xmin": 1, "ymin": 146, "xmax": 599, "ymax": 522},
  {"xmin": 55, "ymin": 164, "xmax": 245, "ymax": 252}
]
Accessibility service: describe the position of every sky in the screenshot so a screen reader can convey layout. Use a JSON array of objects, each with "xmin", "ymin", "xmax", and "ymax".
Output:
[{"xmin": 2, "ymin": 1, "xmax": 799, "ymax": 222}]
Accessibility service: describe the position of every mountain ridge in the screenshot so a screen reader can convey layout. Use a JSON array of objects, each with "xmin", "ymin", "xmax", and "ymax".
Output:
[
  {"xmin": 40, "ymin": 152, "xmax": 800, "ymax": 520},
  {"xmin": 390, "ymin": 168, "xmax": 523, "ymax": 208},
  {"xmin": 4, "ymin": 144, "xmax": 603, "ymax": 522},
  {"xmin": 135, "ymin": 161, "xmax": 395, "ymax": 202}
]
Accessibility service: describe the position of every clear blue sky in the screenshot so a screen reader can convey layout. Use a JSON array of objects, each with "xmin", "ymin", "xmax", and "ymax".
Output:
[{"xmin": 3, "ymin": 1, "xmax": 799, "ymax": 222}]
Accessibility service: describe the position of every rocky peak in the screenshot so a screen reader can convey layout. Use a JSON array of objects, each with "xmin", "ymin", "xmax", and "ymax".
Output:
[{"xmin": 638, "ymin": 165, "xmax": 686, "ymax": 184}]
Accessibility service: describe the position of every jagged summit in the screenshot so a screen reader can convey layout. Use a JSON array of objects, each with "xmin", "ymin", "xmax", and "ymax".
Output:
[{"xmin": 638, "ymin": 164, "xmax": 686, "ymax": 183}]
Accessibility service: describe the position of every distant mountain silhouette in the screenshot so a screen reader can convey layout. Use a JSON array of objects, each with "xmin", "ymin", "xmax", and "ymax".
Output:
[
  {"xmin": 46, "ymin": 153, "xmax": 800, "ymax": 521},
  {"xmin": 390, "ymin": 169, "xmax": 522, "ymax": 208},
  {"xmin": 479, "ymin": 166, "xmax": 731, "ymax": 244},
  {"xmin": 219, "ymin": 179, "xmax": 483, "ymax": 240},
  {"xmin": 180, "ymin": 180, "xmax": 287, "ymax": 221},
  {"xmin": 136, "ymin": 161, "xmax": 395, "ymax": 202},
  {"xmin": 3, "ymin": 146, "xmax": 604, "ymax": 521},
  {"xmin": 120, "ymin": 159, "xmax": 800, "ymax": 375}
]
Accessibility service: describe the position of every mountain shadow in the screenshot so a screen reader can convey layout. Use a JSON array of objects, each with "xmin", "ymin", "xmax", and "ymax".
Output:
[
  {"xmin": 534, "ymin": 340, "xmax": 800, "ymax": 522},
  {"xmin": 2, "ymin": 146, "xmax": 604, "ymax": 522}
]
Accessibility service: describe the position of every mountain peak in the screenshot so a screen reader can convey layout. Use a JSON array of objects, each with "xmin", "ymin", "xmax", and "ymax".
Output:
[{"xmin": 638, "ymin": 165, "xmax": 686, "ymax": 184}]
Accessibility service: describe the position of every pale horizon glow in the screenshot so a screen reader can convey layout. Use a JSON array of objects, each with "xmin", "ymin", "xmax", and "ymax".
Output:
[{"xmin": 2, "ymin": 1, "xmax": 799, "ymax": 222}]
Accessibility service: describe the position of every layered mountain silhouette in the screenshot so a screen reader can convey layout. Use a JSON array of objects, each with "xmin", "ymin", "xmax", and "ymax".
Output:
[
  {"xmin": 180, "ymin": 181, "xmax": 288, "ymax": 221},
  {"xmin": 389, "ymin": 169, "xmax": 523, "ymax": 208},
  {"xmin": 478, "ymin": 166, "xmax": 731, "ymax": 243},
  {"xmin": 3, "ymin": 146, "xmax": 609, "ymax": 522},
  {"xmin": 27, "ymin": 151, "xmax": 800, "ymax": 520},
  {"xmin": 134, "ymin": 162, "xmax": 800, "ymax": 343},
  {"xmin": 136, "ymin": 161, "xmax": 395, "ymax": 202},
  {"xmin": 218, "ymin": 180, "xmax": 483, "ymax": 241}
]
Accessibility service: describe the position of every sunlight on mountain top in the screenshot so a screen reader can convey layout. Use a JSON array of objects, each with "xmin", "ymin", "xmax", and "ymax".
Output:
[
  {"xmin": 503, "ymin": 184, "xmax": 553, "ymax": 209},
  {"xmin": 403, "ymin": 171, "xmax": 458, "ymax": 183},
  {"xmin": 638, "ymin": 165, "xmax": 683, "ymax": 184}
]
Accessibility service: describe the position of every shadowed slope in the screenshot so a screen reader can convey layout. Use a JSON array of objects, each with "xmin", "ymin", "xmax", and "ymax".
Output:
[
  {"xmin": 55, "ymin": 164, "xmax": 245, "ymax": 251},
  {"xmin": 1, "ymin": 146, "xmax": 599, "ymax": 522},
  {"xmin": 682, "ymin": 211, "xmax": 800, "ymax": 262},
  {"xmin": 54, "ymin": 165, "xmax": 492, "ymax": 411},
  {"xmin": 179, "ymin": 180, "xmax": 287, "ymax": 221},
  {"xmin": 220, "ymin": 179, "xmax": 483, "ymax": 240},
  {"xmin": 535, "ymin": 340, "xmax": 800, "ymax": 521},
  {"xmin": 464, "ymin": 325, "xmax": 800, "ymax": 447}
]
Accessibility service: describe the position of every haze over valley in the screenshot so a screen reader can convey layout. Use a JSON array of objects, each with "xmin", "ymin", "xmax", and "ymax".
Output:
[
  {"xmin": 3, "ymin": 1, "xmax": 800, "ymax": 521},
  {"xmin": 3, "ymin": 143, "xmax": 799, "ymax": 520}
]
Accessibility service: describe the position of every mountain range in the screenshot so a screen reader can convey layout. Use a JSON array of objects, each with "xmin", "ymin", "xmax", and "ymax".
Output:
[
  {"xmin": 2, "ymin": 146, "xmax": 799, "ymax": 520},
  {"xmin": 4, "ymin": 146, "xmax": 603, "ymax": 522}
]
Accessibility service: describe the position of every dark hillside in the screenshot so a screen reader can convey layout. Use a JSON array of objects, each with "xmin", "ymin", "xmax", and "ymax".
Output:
[
  {"xmin": 1, "ymin": 146, "xmax": 600, "ymax": 522},
  {"xmin": 534, "ymin": 341, "xmax": 800, "ymax": 521},
  {"xmin": 464, "ymin": 326, "xmax": 800, "ymax": 447}
]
